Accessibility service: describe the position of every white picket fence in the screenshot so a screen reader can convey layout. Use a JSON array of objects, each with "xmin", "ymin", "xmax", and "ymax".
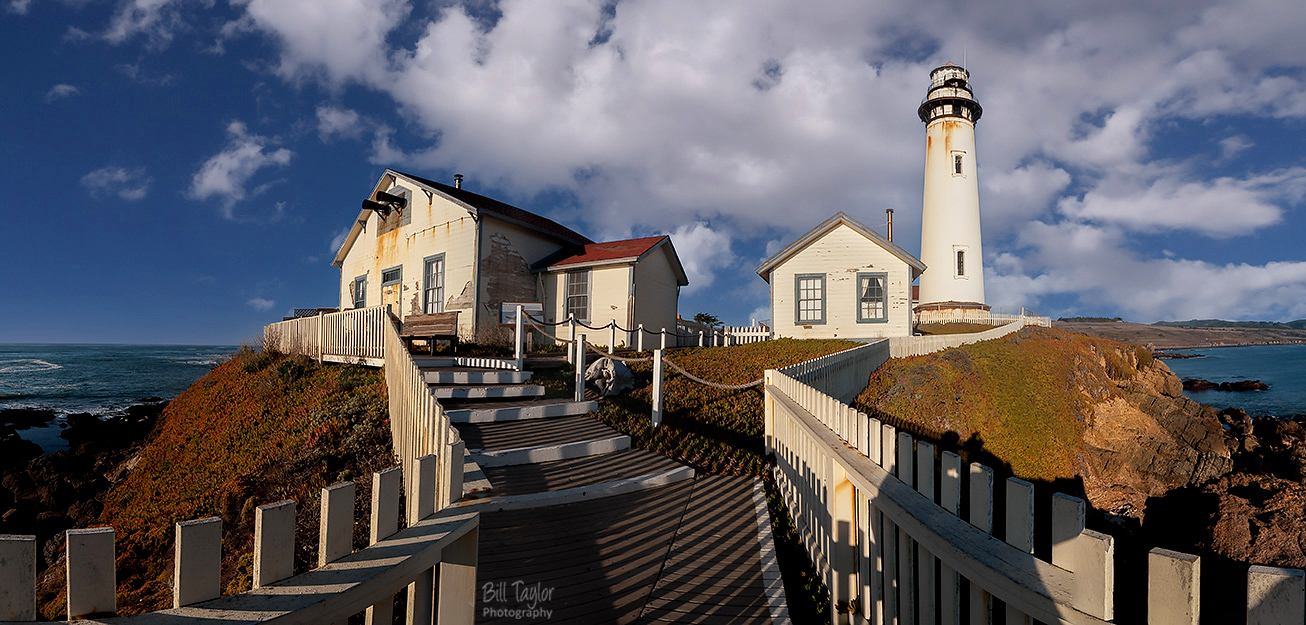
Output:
[
  {"xmin": 916, "ymin": 307, "xmax": 1053, "ymax": 328},
  {"xmin": 264, "ymin": 306, "xmax": 387, "ymax": 366},
  {"xmin": 765, "ymin": 342, "xmax": 1306, "ymax": 624}
]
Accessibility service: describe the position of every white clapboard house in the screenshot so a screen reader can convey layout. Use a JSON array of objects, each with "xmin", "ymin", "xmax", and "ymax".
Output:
[
  {"xmin": 332, "ymin": 170, "xmax": 688, "ymax": 344},
  {"xmin": 756, "ymin": 212, "xmax": 925, "ymax": 340}
]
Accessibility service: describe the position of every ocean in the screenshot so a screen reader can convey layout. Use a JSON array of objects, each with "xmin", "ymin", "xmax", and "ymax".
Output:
[
  {"xmin": 1162, "ymin": 344, "xmax": 1306, "ymax": 418},
  {"xmin": 0, "ymin": 344, "xmax": 238, "ymax": 453}
]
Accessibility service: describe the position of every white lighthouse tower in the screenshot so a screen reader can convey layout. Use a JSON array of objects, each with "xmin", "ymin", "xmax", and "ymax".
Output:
[{"xmin": 916, "ymin": 64, "xmax": 988, "ymax": 323}]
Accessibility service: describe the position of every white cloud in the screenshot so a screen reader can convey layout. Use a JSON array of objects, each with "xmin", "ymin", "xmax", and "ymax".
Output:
[
  {"xmin": 1218, "ymin": 135, "xmax": 1253, "ymax": 162},
  {"xmin": 80, "ymin": 166, "xmax": 151, "ymax": 201},
  {"xmin": 315, "ymin": 105, "xmax": 363, "ymax": 141},
  {"xmin": 990, "ymin": 221, "xmax": 1306, "ymax": 321},
  {"xmin": 45, "ymin": 83, "xmax": 80, "ymax": 102},
  {"xmin": 982, "ymin": 161, "xmax": 1071, "ymax": 238},
  {"xmin": 668, "ymin": 222, "xmax": 735, "ymax": 294},
  {"xmin": 8, "ymin": 0, "xmax": 32, "ymax": 15},
  {"xmin": 328, "ymin": 226, "xmax": 350, "ymax": 256},
  {"xmin": 232, "ymin": 0, "xmax": 409, "ymax": 84},
  {"xmin": 247, "ymin": 297, "xmax": 276, "ymax": 311},
  {"xmin": 1058, "ymin": 168, "xmax": 1306, "ymax": 237},
  {"xmin": 104, "ymin": 0, "xmax": 190, "ymax": 46},
  {"xmin": 189, "ymin": 121, "xmax": 293, "ymax": 218}
]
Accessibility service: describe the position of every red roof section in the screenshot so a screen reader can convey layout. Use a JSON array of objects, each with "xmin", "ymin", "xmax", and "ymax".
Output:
[{"xmin": 545, "ymin": 235, "xmax": 668, "ymax": 268}]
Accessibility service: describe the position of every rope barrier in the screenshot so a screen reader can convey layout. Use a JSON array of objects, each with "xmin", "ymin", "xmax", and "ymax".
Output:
[
  {"xmin": 582, "ymin": 341, "xmax": 653, "ymax": 363},
  {"xmin": 662, "ymin": 356, "xmax": 764, "ymax": 390},
  {"xmin": 525, "ymin": 317, "xmax": 576, "ymax": 344},
  {"xmin": 522, "ymin": 313, "xmax": 570, "ymax": 328}
]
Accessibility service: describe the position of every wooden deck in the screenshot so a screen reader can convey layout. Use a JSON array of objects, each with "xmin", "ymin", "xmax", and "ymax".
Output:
[
  {"xmin": 455, "ymin": 414, "xmax": 620, "ymax": 451},
  {"xmin": 479, "ymin": 449, "xmax": 683, "ymax": 497},
  {"xmin": 474, "ymin": 477, "xmax": 781, "ymax": 624}
]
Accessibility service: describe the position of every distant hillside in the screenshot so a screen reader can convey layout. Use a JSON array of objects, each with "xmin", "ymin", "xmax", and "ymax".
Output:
[{"xmin": 1154, "ymin": 319, "xmax": 1306, "ymax": 330}]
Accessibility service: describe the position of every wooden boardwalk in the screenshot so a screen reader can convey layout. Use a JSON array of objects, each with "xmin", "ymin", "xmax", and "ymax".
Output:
[
  {"xmin": 473, "ymin": 477, "xmax": 783, "ymax": 624},
  {"xmin": 421, "ymin": 357, "xmax": 787, "ymax": 623}
]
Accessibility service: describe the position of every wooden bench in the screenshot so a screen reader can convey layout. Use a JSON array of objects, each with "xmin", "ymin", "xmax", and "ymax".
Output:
[{"xmin": 399, "ymin": 311, "xmax": 461, "ymax": 354}]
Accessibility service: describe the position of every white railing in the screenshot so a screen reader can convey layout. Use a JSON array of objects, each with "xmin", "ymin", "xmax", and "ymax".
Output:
[
  {"xmin": 0, "ymin": 459, "xmax": 478, "ymax": 623},
  {"xmin": 722, "ymin": 323, "xmax": 773, "ymax": 344},
  {"xmin": 675, "ymin": 319, "xmax": 774, "ymax": 346},
  {"xmin": 765, "ymin": 345, "xmax": 1306, "ymax": 624},
  {"xmin": 776, "ymin": 340, "xmax": 890, "ymax": 403},
  {"xmin": 890, "ymin": 319, "xmax": 1028, "ymax": 358},
  {"xmin": 264, "ymin": 307, "xmax": 386, "ymax": 366}
]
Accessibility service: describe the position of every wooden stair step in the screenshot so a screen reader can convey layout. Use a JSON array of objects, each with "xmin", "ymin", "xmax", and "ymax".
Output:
[
  {"xmin": 432, "ymin": 384, "xmax": 545, "ymax": 400},
  {"xmin": 444, "ymin": 399, "xmax": 597, "ymax": 423}
]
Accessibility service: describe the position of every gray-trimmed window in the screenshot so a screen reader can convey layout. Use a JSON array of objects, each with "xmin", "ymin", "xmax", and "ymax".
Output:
[
  {"xmin": 956, "ymin": 249, "xmax": 966, "ymax": 277},
  {"xmin": 423, "ymin": 254, "xmax": 445, "ymax": 314},
  {"xmin": 566, "ymin": 270, "xmax": 590, "ymax": 323},
  {"xmin": 857, "ymin": 272, "xmax": 888, "ymax": 323},
  {"xmin": 381, "ymin": 265, "xmax": 402, "ymax": 287},
  {"xmin": 353, "ymin": 275, "xmax": 367, "ymax": 309},
  {"xmin": 794, "ymin": 274, "xmax": 826, "ymax": 325}
]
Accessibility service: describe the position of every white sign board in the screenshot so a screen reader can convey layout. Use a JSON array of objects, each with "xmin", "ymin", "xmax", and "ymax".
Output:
[{"xmin": 500, "ymin": 302, "xmax": 544, "ymax": 326}]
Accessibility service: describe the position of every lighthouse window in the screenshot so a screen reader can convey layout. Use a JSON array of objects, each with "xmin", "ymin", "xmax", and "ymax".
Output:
[
  {"xmin": 954, "ymin": 153, "xmax": 964, "ymax": 175},
  {"xmin": 795, "ymin": 274, "xmax": 826, "ymax": 325},
  {"xmin": 956, "ymin": 250, "xmax": 966, "ymax": 277},
  {"xmin": 857, "ymin": 273, "xmax": 888, "ymax": 323}
]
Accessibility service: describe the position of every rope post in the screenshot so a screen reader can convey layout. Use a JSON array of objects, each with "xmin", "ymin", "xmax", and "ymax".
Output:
[
  {"xmin": 698, "ymin": 331, "xmax": 704, "ymax": 347},
  {"xmin": 652, "ymin": 349, "xmax": 664, "ymax": 427},
  {"xmin": 660, "ymin": 328, "xmax": 668, "ymax": 350},
  {"xmin": 609, "ymin": 321, "xmax": 616, "ymax": 354},
  {"xmin": 575, "ymin": 334, "xmax": 587, "ymax": 402},
  {"xmin": 637, "ymin": 324, "xmax": 645, "ymax": 352},
  {"xmin": 514, "ymin": 305, "xmax": 524, "ymax": 371},
  {"xmin": 567, "ymin": 317, "xmax": 576, "ymax": 364}
]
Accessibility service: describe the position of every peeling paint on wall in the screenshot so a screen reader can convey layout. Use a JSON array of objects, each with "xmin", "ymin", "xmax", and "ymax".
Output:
[
  {"xmin": 409, "ymin": 279, "xmax": 422, "ymax": 316},
  {"xmin": 481, "ymin": 232, "xmax": 538, "ymax": 318},
  {"xmin": 448, "ymin": 281, "xmax": 475, "ymax": 311}
]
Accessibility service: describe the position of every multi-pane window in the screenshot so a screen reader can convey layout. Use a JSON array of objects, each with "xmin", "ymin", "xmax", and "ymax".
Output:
[
  {"xmin": 954, "ymin": 153, "xmax": 963, "ymax": 175},
  {"xmin": 381, "ymin": 266, "xmax": 402, "ymax": 286},
  {"xmin": 566, "ymin": 271, "xmax": 590, "ymax": 322},
  {"xmin": 957, "ymin": 249, "xmax": 966, "ymax": 277},
  {"xmin": 795, "ymin": 274, "xmax": 825, "ymax": 324},
  {"xmin": 353, "ymin": 275, "xmax": 367, "ymax": 309},
  {"xmin": 423, "ymin": 255, "xmax": 445, "ymax": 314},
  {"xmin": 858, "ymin": 273, "xmax": 887, "ymax": 323}
]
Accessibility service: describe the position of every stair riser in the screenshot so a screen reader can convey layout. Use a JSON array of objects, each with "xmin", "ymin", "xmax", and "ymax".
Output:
[
  {"xmin": 424, "ymin": 371, "xmax": 530, "ymax": 385},
  {"xmin": 446, "ymin": 401, "xmax": 598, "ymax": 424},
  {"xmin": 453, "ymin": 467, "xmax": 696, "ymax": 511},
  {"xmin": 432, "ymin": 386, "xmax": 545, "ymax": 400},
  {"xmin": 471, "ymin": 436, "xmax": 631, "ymax": 467}
]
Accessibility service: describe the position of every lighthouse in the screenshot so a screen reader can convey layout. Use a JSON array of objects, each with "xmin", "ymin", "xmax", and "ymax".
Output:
[{"xmin": 916, "ymin": 64, "xmax": 988, "ymax": 322}]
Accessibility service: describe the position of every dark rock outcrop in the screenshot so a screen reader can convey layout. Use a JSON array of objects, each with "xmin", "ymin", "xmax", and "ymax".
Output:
[
  {"xmin": 0, "ymin": 408, "xmax": 56, "ymax": 430},
  {"xmin": 1182, "ymin": 378, "xmax": 1269, "ymax": 392}
]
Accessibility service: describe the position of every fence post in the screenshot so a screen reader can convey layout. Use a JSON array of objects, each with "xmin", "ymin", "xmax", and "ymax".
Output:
[
  {"xmin": 658, "ymin": 328, "xmax": 666, "ymax": 350},
  {"xmin": 254, "ymin": 500, "xmax": 295, "ymax": 588},
  {"xmin": 637, "ymin": 324, "xmax": 644, "ymax": 352},
  {"xmin": 0, "ymin": 535, "xmax": 34, "ymax": 621},
  {"xmin": 367, "ymin": 467, "xmax": 402, "ymax": 625},
  {"xmin": 1053, "ymin": 493, "xmax": 1115, "ymax": 620},
  {"xmin": 939, "ymin": 451, "xmax": 962, "ymax": 625},
  {"xmin": 514, "ymin": 305, "xmax": 524, "ymax": 371},
  {"xmin": 317, "ymin": 311, "xmax": 324, "ymax": 363},
  {"xmin": 567, "ymin": 317, "xmax": 576, "ymax": 364},
  {"xmin": 174, "ymin": 517, "xmax": 222, "ymax": 608},
  {"xmin": 698, "ymin": 331, "xmax": 704, "ymax": 347},
  {"xmin": 1005, "ymin": 477, "xmax": 1035, "ymax": 625},
  {"xmin": 438, "ymin": 526, "xmax": 480, "ymax": 624},
  {"xmin": 609, "ymin": 321, "xmax": 616, "ymax": 354},
  {"xmin": 444, "ymin": 439, "xmax": 466, "ymax": 508},
  {"xmin": 1148, "ymin": 548, "xmax": 1200, "ymax": 625},
  {"xmin": 319, "ymin": 482, "xmax": 355, "ymax": 566},
  {"xmin": 575, "ymin": 334, "xmax": 587, "ymax": 402},
  {"xmin": 652, "ymin": 349, "xmax": 664, "ymax": 427},
  {"xmin": 916, "ymin": 442, "xmax": 937, "ymax": 625},
  {"xmin": 66, "ymin": 527, "xmax": 115, "ymax": 619},
  {"xmin": 408, "ymin": 455, "xmax": 438, "ymax": 625},
  {"xmin": 969, "ymin": 464, "xmax": 995, "ymax": 624},
  {"xmin": 1247, "ymin": 566, "xmax": 1304, "ymax": 625}
]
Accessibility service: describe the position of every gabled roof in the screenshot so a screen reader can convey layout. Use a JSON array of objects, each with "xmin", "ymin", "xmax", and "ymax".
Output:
[
  {"xmin": 395, "ymin": 171, "xmax": 593, "ymax": 246},
  {"xmin": 755, "ymin": 211, "xmax": 926, "ymax": 282},
  {"xmin": 533, "ymin": 235, "xmax": 690, "ymax": 286},
  {"xmin": 332, "ymin": 170, "xmax": 592, "ymax": 266}
]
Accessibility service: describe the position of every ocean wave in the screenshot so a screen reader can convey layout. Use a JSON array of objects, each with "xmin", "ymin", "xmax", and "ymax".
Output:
[{"xmin": 0, "ymin": 359, "xmax": 62, "ymax": 374}]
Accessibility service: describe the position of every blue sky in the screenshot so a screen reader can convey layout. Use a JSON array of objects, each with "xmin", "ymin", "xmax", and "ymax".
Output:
[{"xmin": 4, "ymin": 0, "xmax": 1306, "ymax": 344}]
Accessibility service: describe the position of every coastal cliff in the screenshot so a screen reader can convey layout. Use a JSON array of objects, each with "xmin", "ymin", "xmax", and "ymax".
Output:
[
  {"xmin": 24, "ymin": 349, "xmax": 394, "ymax": 618},
  {"xmin": 855, "ymin": 326, "xmax": 1232, "ymax": 520}
]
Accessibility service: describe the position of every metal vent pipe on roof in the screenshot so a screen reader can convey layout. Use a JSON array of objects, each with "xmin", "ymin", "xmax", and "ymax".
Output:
[
  {"xmin": 454, "ymin": 174, "xmax": 463, "ymax": 189},
  {"xmin": 886, "ymin": 208, "xmax": 894, "ymax": 242}
]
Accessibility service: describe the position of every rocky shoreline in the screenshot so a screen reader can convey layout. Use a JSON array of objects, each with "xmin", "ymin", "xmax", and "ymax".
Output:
[
  {"xmin": 1182, "ymin": 378, "xmax": 1270, "ymax": 392},
  {"xmin": 0, "ymin": 403, "xmax": 165, "ymax": 570}
]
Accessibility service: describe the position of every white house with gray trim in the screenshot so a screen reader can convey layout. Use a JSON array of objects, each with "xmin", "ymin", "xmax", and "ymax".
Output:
[
  {"xmin": 756, "ymin": 212, "xmax": 926, "ymax": 340},
  {"xmin": 332, "ymin": 170, "xmax": 688, "ymax": 343}
]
